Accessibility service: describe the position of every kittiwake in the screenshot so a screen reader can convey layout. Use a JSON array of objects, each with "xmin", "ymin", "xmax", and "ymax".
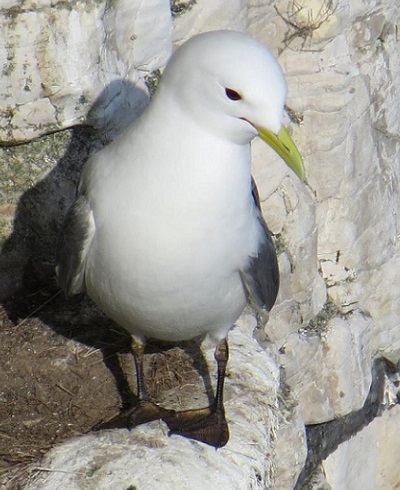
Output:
[{"xmin": 56, "ymin": 29, "xmax": 305, "ymax": 448}]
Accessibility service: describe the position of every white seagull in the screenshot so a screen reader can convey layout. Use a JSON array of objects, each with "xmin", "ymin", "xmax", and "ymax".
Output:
[{"xmin": 56, "ymin": 30, "xmax": 304, "ymax": 448}]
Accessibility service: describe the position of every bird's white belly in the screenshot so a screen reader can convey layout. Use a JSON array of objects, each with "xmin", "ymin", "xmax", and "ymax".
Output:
[
  {"xmin": 85, "ymin": 201, "xmax": 257, "ymax": 342},
  {"xmin": 84, "ymin": 133, "xmax": 260, "ymax": 342}
]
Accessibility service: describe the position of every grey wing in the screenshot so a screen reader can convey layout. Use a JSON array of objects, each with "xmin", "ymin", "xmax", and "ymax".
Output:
[
  {"xmin": 55, "ymin": 194, "xmax": 95, "ymax": 296},
  {"xmin": 241, "ymin": 178, "xmax": 279, "ymax": 311}
]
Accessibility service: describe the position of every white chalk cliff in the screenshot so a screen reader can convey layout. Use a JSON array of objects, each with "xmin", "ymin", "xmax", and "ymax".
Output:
[{"xmin": 1, "ymin": 0, "xmax": 399, "ymax": 488}]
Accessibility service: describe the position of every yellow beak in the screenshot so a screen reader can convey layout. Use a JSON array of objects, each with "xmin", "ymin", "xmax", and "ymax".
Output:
[{"xmin": 256, "ymin": 125, "xmax": 305, "ymax": 181}]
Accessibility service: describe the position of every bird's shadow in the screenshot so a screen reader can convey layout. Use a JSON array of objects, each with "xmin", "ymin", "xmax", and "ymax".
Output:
[
  {"xmin": 0, "ymin": 78, "xmax": 215, "ymax": 424},
  {"xmin": 0, "ymin": 79, "xmax": 149, "ymax": 301}
]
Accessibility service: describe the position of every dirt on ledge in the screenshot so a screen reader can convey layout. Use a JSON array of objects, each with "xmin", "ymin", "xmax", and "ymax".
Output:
[{"xmin": 0, "ymin": 285, "xmax": 207, "ymax": 489}]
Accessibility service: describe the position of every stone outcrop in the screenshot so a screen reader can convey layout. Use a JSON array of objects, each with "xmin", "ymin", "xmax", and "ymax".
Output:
[
  {"xmin": 0, "ymin": 0, "xmax": 172, "ymax": 143},
  {"xmin": 1, "ymin": 0, "xmax": 399, "ymax": 488}
]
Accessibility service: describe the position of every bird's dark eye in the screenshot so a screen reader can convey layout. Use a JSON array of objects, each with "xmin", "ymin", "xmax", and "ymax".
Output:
[{"xmin": 225, "ymin": 88, "xmax": 242, "ymax": 101}]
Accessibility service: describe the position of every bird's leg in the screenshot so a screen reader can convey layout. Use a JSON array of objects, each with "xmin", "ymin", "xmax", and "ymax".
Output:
[
  {"xmin": 214, "ymin": 338, "xmax": 228, "ymax": 411},
  {"xmin": 94, "ymin": 337, "xmax": 173, "ymax": 431},
  {"xmin": 126, "ymin": 337, "xmax": 174, "ymax": 428},
  {"xmin": 162, "ymin": 338, "xmax": 230, "ymax": 448}
]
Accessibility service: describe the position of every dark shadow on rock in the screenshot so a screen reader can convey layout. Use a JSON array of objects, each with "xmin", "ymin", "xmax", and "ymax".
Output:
[
  {"xmin": 294, "ymin": 358, "xmax": 389, "ymax": 489},
  {"xmin": 0, "ymin": 126, "xmax": 97, "ymax": 300},
  {"xmin": 0, "ymin": 79, "xmax": 149, "ymax": 302},
  {"xmin": 0, "ymin": 78, "xmax": 216, "ymax": 428},
  {"xmin": 0, "ymin": 80, "xmax": 148, "ymax": 417}
]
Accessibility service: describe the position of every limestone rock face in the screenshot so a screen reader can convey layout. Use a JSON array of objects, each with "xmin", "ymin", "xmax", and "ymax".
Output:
[
  {"xmin": 322, "ymin": 374, "xmax": 400, "ymax": 490},
  {"xmin": 265, "ymin": 0, "xmax": 400, "ymax": 426},
  {"xmin": 1, "ymin": 0, "xmax": 400, "ymax": 488},
  {"xmin": 323, "ymin": 406, "xmax": 400, "ymax": 490},
  {"xmin": 281, "ymin": 313, "xmax": 374, "ymax": 424},
  {"xmin": 26, "ymin": 315, "xmax": 287, "ymax": 490},
  {"xmin": 0, "ymin": 0, "xmax": 172, "ymax": 143}
]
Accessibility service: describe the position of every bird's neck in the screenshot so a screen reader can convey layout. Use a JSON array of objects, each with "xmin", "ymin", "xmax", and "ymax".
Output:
[{"xmin": 123, "ymin": 93, "xmax": 253, "ymax": 220}]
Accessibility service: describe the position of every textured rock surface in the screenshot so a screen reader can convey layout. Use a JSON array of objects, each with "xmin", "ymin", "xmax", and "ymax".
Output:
[
  {"xmin": 0, "ymin": 0, "xmax": 172, "ymax": 143},
  {"xmin": 26, "ymin": 315, "xmax": 286, "ymax": 490},
  {"xmin": 323, "ymin": 405, "xmax": 400, "ymax": 490},
  {"xmin": 298, "ymin": 361, "xmax": 400, "ymax": 489},
  {"xmin": 1, "ymin": 0, "xmax": 400, "ymax": 488},
  {"xmin": 281, "ymin": 313, "xmax": 374, "ymax": 424}
]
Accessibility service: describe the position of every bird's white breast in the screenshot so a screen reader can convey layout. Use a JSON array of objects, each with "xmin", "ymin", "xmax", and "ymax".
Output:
[{"xmin": 84, "ymin": 109, "xmax": 262, "ymax": 342}]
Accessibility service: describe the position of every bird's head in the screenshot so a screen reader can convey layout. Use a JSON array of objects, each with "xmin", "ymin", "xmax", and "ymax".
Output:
[{"xmin": 158, "ymin": 30, "xmax": 304, "ymax": 180}]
